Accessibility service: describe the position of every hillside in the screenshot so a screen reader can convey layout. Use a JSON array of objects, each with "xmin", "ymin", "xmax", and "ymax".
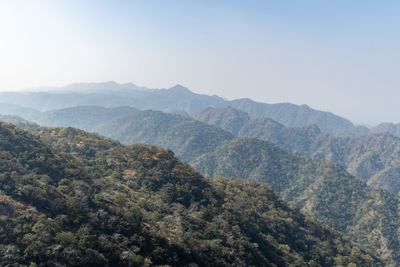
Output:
[
  {"xmin": 192, "ymin": 106, "xmax": 251, "ymax": 135},
  {"xmin": 13, "ymin": 120, "xmax": 400, "ymax": 264},
  {"xmin": 372, "ymin": 122, "xmax": 400, "ymax": 137},
  {"xmin": 192, "ymin": 137, "xmax": 400, "ymax": 264},
  {"xmin": 93, "ymin": 110, "xmax": 234, "ymax": 162},
  {"xmin": 240, "ymin": 121, "xmax": 400, "ymax": 195},
  {"xmin": 0, "ymin": 103, "xmax": 41, "ymax": 121},
  {"xmin": 195, "ymin": 106, "xmax": 400, "ymax": 194},
  {"xmin": 229, "ymin": 99, "xmax": 370, "ymax": 137},
  {"xmin": 11, "ymin": 104, "xmax": 400, "ymax": 195},
  {"xmin": 33, "ymin": 106, "xmax": 138, "ymax": 131},
  {"xmin": 0, "ymin": 82, "xmax": 370, "ymax": 137},
  {"xmin": 0, "ymin": 114, "xmax": 30, "ymax": 124},
  {"xmin": 0, "ymin": 122, "xmax": 380, "ymax": 266}
]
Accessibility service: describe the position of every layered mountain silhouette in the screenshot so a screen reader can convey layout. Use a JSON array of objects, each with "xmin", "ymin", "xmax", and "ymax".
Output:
[
  {"xmin": 0, "ymin": 122, "xmax": 381, "ymax": 266},
  {"xmin": 6, "ymin": 110, "xmax": 400, "ymax": 264},
  {"xmin": 7, "ymin": 103, "xmax": 400, "ymax": 195},
  {"xmin": 0, "ymin": 82, "xmax": 376, "ymax": 137},
  {"xmin": 194, "ymin": 106, "xmax": 400, "ymax": 195},
  {"xmin": 3, "ymin": 82, "xmax": 400, "ymax": 264}
]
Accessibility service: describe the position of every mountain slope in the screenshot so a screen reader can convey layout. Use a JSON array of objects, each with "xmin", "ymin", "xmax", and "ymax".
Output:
[
  {"xmin": 195, "ymin": 106, "xmax": 400, "ymax": 194},
  {"xmin": 13, "ymin": 120, "xmax": 400, "ymax": 264},
  {"xmin": 33, "ymin": 106, "xmax": 138, "ymax": 130},
  {"xmin": 94, "ymin": 110, "xmax": 234, "ymax": 161},
  {"xmin": 241, "ymin": 120, "xmax": 400, "ymax": 195},
  {"xmin": 0, "ymin": 82, "xmax": 370, "ymax": 136},
  {"xmin": 0, "ymin": 102, "xmax": 41, "ymax": 120},
  {"xmin": 229, "ymin": 98, "xmax": 370, "ymax": 137},
  {"xmin": 372, "ymin": 122, "xmax": 400, "ymax": 137},
  {"xmin": 0, "ymin": 122, "xmax": 380, "ymax": 266},
  {"xmin": 15, "ymin": 104, "xmax": 400, "ymax": 195},
  {"xmin": 192, "ymin": 137, "xmax": 400, "ymax": 264},
  {"xmin": 192, "ymin": 106, "xmax": 251, "ymax": 135}
]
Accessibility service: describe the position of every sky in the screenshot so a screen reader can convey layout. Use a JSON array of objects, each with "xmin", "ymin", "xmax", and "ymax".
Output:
[{"xmin": 0, "ymin": 0, "xmax": 400, "ymax": 125}]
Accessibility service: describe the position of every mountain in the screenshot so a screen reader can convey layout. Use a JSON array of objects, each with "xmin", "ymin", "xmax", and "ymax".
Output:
[
  {"xmin": 372, "ymin": 122, "xmax": 400, "ymax": 137},
  {"xmin": 0, "ymin": 82, "xmax": 371, "ymax": 136},
  {"xmin": 25, "ymin": 81, "xmax": 149, "ymax": 93},
  {"xmin": 9, "ymin": 104, "xmax": 400, "ymax": 195},
  {"xmin": 0, "ymin": 114, "xmax": 30, "ymax": 124},
  {"xmin": 93, "ymin": 110, "xmax": 234, "ymax": 162},
  {"xmin": 192, "ymin": 137, "xmax": 400, "ymax": 264},
  {"xmin": 33, "ymin": 106, "xmax": 138, "ymax": 131},
  {"xmin": 0, "ymin": 103, "xmax": 41, "ymax": 120},
  {"xmin": 0, "ymin": 84, "xmax": 225, "ymax": 114},
  {"xmin": 14, "ymin": 103, "xmax": 400, "ymax": 195},
  {"xmin": 0, "ymin": 108, "xmax": 233, "ymax": 163},
  {"xmin": 195, "ymin": 106, "xmax": 400, "ymax": 195},
  {"xmin": 0, "ymin": 122, "xmax": 380, "ymax": 266},
  {"xmin": 192, "ymin": 106, "xmax": 251, "ymax": 135},
  {"xmin": 9, "ymin": 109, "xmax": 400, "ymax": 264},
  {"xmin": 240, "ymin": 121, "xmax": 400, "ymax": 195},
  {"xmin": 229, "ymin": 99, "xmax": 370, "ymax": 137}
]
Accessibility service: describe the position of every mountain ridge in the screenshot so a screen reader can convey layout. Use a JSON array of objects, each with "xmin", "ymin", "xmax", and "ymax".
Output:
[
  {"xmin": 0, "ymin": 82, "xmax": 376, "ymax": 137},
  {"xmin": 194, "ymin": 106, "xmax": 400, "ymax": 194},
  {"xmin": 7, "ymin": 112, "xmax": 400, "ymax": 264},
  {"xmin": 0, "ymin": 121, "xmax": 381, "ymax": 266}
]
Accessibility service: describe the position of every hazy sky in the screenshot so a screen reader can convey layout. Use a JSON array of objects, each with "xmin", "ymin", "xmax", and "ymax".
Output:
[{"xmin": 1, "ymin": 0, "xmax": 400, "ymax": 125}]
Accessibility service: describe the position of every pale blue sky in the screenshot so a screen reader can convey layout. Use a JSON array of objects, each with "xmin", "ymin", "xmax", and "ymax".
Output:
[{"xmin": 0, "ymin": 0, "xmax": 400, "ymax": 124}]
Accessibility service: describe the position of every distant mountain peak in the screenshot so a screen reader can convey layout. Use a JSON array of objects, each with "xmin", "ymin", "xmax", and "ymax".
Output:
[{"xmin": 169, "ymin": 84, "xmax": 192, "ymax": 93}]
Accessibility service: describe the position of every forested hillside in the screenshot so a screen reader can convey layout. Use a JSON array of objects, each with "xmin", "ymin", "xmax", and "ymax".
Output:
[
  {"xmin": 195, "ymin": 106, "xmax": 400, "ymax": 194},
  {"xmin": 192, "ymin": 106, "xmax": 251, "ymax": 135},
  {"xmin": 12, "ymin": 120, "xmax": 400, "ymax": 264},
  {"xmin": 372, "ymin": 122, "xmax": 400, "ymax": 137},
  {"xmin": 8, "ymin": 104, "xmax": 400, "ymax": 195},
  {"xmin": 34, "ymin": 106, "xmax": 138, "ymax": 130},
  {"xmin": 4, "ymin": 104, "xmax": 400, "ymax": 263},
  {"xmin": 192, "ymin": 137, "xmax": 400, "ymax": 264},
  {"xmin": 0, "ymin": 122, "xmax": 379, "ymax": 266},
  {"xmin": 228, "ymin": 99, "xmax": 370, "ymax": 137},
  {"xmin": 93, "ymin": 110, "xmax": 234, "ymax": 162}
]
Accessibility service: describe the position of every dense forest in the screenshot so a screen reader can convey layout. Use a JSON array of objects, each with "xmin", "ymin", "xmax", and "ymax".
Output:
[
  {"xmin": 7, "ymin": 104, "xmax": 400, "ymax": 196},
  {"xmin": 9, "ymin": 120, "xmax": 400, "ymax": 264},
  {"xmin": 194, "ymin": 106, "xmax": 400, "ymax": 194},
  {"xmin": 5, "ymin": 109, "xmax": 400, "ymax": 263},
  {"xmin": 192, "ymin": 137, "xmax": 400, "ymax": 264},
  {"xmin": 0, "ymin": 122, "xmax": 381, "ymax": 266},
  {"xmin": 5, "ymin": 101, "xmax": 400, "ymax": 195},
  {"xmin": 2, "ymin": 86, "xmax": 400, "ymax": 265}
]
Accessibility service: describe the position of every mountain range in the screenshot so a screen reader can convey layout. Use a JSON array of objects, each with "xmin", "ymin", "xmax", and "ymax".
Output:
[
  {"xmin": 4, "ymin": 108, "xmax": 400, "ymax": 264},
  {"xmin": 1, "ymin": 81, "xmax": 392, "ymax": 137},
  {"xmin": 194, "ymin": 106, "xmax": 400, "ymax": 195},
  {"xmin": 0, "ymin": 122, "xmax": 380, "ymax": 266},
  {"xmin": 5, "ymin": 103, "xmax": 400, "ymax": 195},
  {"xmin": 2, "ymin": 82, "xmax": 400, "ymax": 264}
]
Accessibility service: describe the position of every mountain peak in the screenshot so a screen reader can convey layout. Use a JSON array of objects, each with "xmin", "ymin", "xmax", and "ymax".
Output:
[{"xmin": 169, "ymin": 84, "xmax": 192, "ymax": 94}]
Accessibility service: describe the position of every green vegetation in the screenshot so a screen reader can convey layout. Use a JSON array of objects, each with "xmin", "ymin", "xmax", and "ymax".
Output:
[
  {"xmin": 5, "ymin": 105, "xmax": 400, "ymax": 264},
  {"xmin": 371, "ymin": 122, "xmax": 400, "ymax": 137},
  {"xmin": 34, "ymin": 106, "xmax": 138, "ymax": 130},
  {"xmin": 94, "ymin": 110, "xmax": 234, "ymax": 162},
  {"xmin": 11, "ymin": 108, "xmax": 400, "ymax": 263},
  {"xmin": 228, "ymin": 99, "xmax": 369, "ymax": 137},
  {"xmin": 0, "ymin": 114, "xmax": 30, "ymax": 124},
  {"xmin": 192, "ymin": 106, "xmax": 251, "ymax": 135},
  {"xmin": 192, "ymin": 137, "xmax": 400, "ymax": 264},
  {"xmin": 0, "ymin": 122, "xmax": 380, "ymax": 266},
  {"xmin": 195, "ymin": 106, "xmax": 400, "ymax": 195}
]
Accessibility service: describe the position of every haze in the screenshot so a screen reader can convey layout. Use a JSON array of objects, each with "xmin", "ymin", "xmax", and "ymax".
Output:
[{"xmin": 1, "ymin": 0, "xmax": 399, "ymax": 125}]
